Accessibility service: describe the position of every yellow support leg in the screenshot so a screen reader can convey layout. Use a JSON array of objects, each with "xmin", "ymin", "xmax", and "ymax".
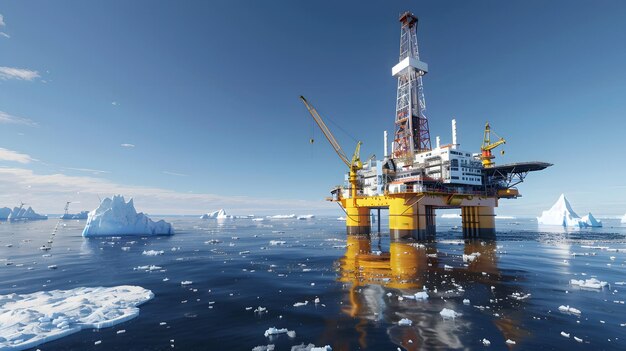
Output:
[
  {"xmin": 345, "ymin": 204, "xmax": 371, "ymax": 235},
  {"xmin": 462, "ymin": 206, "xmax": 495, "ymax": 239},
  {"xmin": 388, "ymin": 195, "xmax": 427, "ymax": 240}
]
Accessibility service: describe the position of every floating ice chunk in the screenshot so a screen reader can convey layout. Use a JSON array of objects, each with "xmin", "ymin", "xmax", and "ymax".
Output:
[
  {"xmin": 267, "ymin": 214, "xmax": 296, "ymax": 219},
  {"xmin": 200, "ymin": 209, "xmax": 232, "ymax": 219},
  {"xmin": 82, "ymin": 195, "xmax": 173, "ymax": 236},
  {"xmin": 558, "ymin": 305, "xmax": 581, "ymax": 315},
  {"xmin": 287, "ymin": 330, "xmax": 296, "ymax": 338},
  {"xmin": 414, "ymin": 291, "xmax": 429, "ymax": 300},
  {"xmin": 264, "ymin": 327, "xmax": 288, "ymax": 337},
  {"xmin": 444, "ymin": 264, "xmax": 453, "ymax": 270},
  {"xmin": 142, "ymin": 250, "xmax": 164, "ymax": 256},
  {"xmin": 269, "ymin": 241, "xmax": 286, "ymax": 246},
  {"xmin": 293, "ymin": 301, "xmax": 308, "ymax": 307},
  {"xmin": 0, "ymin": 285, "xmax": 152, "ymax": 351},
  {"xmin": 570, "ymin": 278, "xmax": 607, "ymax": 289},
  {"xmin": 510, "ymin": 292, "xmax": 531, "ymax": 300},
  {"xmin": 252, "ymin": 345, "xmax": 275, "ymax": 351},
  {"xmin": 621, "ymin": 213, "xmax": 626, "ymax": 224},
  {"xmin": 482, "ymin": 338, "xmax": 491, "ymax": 346},
  {"xmin": 135, "ymin": 265, "xmax": 162, "ymax": 271},
  {"xmin": 574, "ymin": 336, "xmax": 583, "ymax": 343},
  {"xmin": 254, "ymin": 306, "xmax": 267, "ymax": 313},
  {"xmin": 440, "ymin": 308, "xmax": 461, "ymax": 319},
  {"xmin": 290, "ymin": 344, "xmax": 332, "ymax": 351},
  {"xmin": 314, "ymin": 298, "xmax": 320, "ymax": 304},
  {"xmin": 463, "ymin": 299, "xmax": 470, "ymax": 305},
  {"xmin": 297, "ymin": 215, "xmax": 315, "ymax": 220},
  {"xmin": 463, "ymin": 252, "xmax": 481, "ymax": 262},
  {"xmin": 561, "ymin": 331, "xmax": 570, "ymax": 338},
  {"xmin": 180, "ymin": 281, "xmax": 193, "ymax": 286},
  {"xmin": 398, "ymin": 318, "xmax": 412, "ymax": 326},
  {"xmin": 506, "ymin": 339, "xmax": 516, "ymax": 345}
]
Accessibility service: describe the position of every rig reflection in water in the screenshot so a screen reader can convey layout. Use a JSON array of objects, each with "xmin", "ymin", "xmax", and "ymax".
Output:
[{"xmin": 332, "ymin": 235, "xmax": 529, "ymax": 350}]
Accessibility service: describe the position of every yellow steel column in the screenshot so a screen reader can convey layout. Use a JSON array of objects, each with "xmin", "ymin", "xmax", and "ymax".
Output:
[
  {"xmin": 477, "ymin": 206, "xmax": 496, "ymax": 239},
  {"xmin": 388, "ymin": 195, "xmax": 427, "ymax": 240},
  {"xmin": 462, "ymin": 206, "xmax": 496, "ymax": 239},
  {"xmin": 345, "ymin": 203, "xmax": 371, "ymax": 235},
  {"xmin": 425, "ymin": 205, "xmax": 436, "ymax": 240}
]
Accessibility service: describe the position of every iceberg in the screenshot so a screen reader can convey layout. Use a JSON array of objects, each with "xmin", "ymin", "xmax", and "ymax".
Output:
[
  {"xmin": 0, "ymin": 285, "xmax": 153, "ymax": 351},
  {"xmin": 82, "ymin": 195, "xmax": 173, "ymax": 237},
  {"xmin": 0, "ymin": 207, "xmax": 10, "ymax": 220},
  {"xmin": 267, "ymin": 214, "xmax": 296, "ymax": 219},
  {"xmin": 5, "ymin": 206, "xmax": 48, "ymax": 221},
  {"xmin": 60, "ymin": 211, "xmax": 89, "ymax": 220},
  {"xmin": 580, "ymin": 212, "xmax": 602, "ymax": 227},
  {"xmin": 200, "ymin": 209, "xmax": 232, "ymax": 219},
  {"xmin": 537, "ymin": 194, "xmax": 601, "ymax": 227},
  {"xmin": 621, "ymin": 213, "xmax": 626, "ymax": 223},
  {"xmin": 297, "ymin": 214, "xmax": 315, "ymax": 220}
]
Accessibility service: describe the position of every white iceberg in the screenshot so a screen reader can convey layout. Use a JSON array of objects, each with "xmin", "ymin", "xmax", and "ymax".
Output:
[
  {"xmin": 60, "ymin": 211, "xmax": 89, "ymax": 220},
  {"xmin": 0, "ymin": 285, "xmax": 153, "ymax": 351},
  {"xmin": 82, "ymin": 195, "xmax": 173, "ymax": 237},
  {"xmin": 3, "ymin": 206, "xmax": 48, "ymax": 221},
  {"xmin": 621, "ymin": 213, "xmax": 626, "ymax": 224},
  {"xmin": 0, "ymin": 207, "xmax": 11, "ymax": 219},
  {"xmin": 581, "ymin": 212, "xmax": 602, "ymax": 227},
  {"xmin": 558, "ymin": 305, "xmax": 581, "ymax": 315},
  {"xmin": 537, "ymin": 194, "xmax": 601, "ymax": 227},
  {"xmin": 200, "ymin": 209, "xmax": 232, "ymax": 219},
  {"xmin": 439, "ymin": 308, "xmax": 461, "ymax": 319},
  {"xmin": 297, "ymin": 215, "xmax": 315, "ymax": 220},
  {"xmin": 570, "ymin": 277, "xmax": 607, "ymax": 289},
  {"xmin": 267, "ymin": 214, "xmax": 296, "ymax": 219},
  {"xmin": 398, "ymin": 318, "xmax": 412, "ymax": 326}
]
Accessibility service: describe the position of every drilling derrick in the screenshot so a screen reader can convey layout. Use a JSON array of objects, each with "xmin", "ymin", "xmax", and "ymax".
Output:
[{"xmin": 392, "ymin": 12, "xmax": 431, "ymax": 160}]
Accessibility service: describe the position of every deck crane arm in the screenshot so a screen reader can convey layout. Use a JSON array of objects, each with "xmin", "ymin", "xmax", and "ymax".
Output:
[
  {"xmin": 299, "ymin": 96, "xmax": 362, "ymax": 203},
  {"xmin": 481, "ymin": 122, "xmax": 506, "ymax": 167},
  {"xmin": 299, "ymin": 96, "xmax": 362, "ymax": 171}
]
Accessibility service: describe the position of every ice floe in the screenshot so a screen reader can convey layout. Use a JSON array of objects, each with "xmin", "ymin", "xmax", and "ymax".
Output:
[
  {"xmin": 267, "ymin": 214, "xmax": 296, "ymax": 219},
  {"xmin": 291, "ymin": 344, "xmax": 332, "ymax": 351},
  {"xmin": 570, "ymin": 278, "xmax": 607, "ymax": 289},
  {"xmin": 398, "ymin": 318, "xmax": 412, "ymax": 326},
  {"xmin": 0, "ymin": 285, "xmax": 153, "ymax": 351},
  {"xmin": 142, "ymin": 250, "xmax": 164, "ymax": 256},
  {"xmin": 82, "ymin": 195, "xmax": 173, "ymax": 236},
  {"xmin": 482, "ymin": 338, "xmax": 491, "ymax": 346},
  {"xmin": 264, "ymin": 327, "xmax": 288, "ymax": 337},
  {"xmin": 297, "ymin": 215, "xmax": 315, "ymax": 220},
  {"xmin": 439, "ymin": 308, "xmax": 461, "ymax": 319},
  {"xmin": 462, "ymin": 252, "xmax": 481, "ymax": 262},
  {"xmin": 558, "ymin": 305, "xmax": 581, "ymax": 315}
]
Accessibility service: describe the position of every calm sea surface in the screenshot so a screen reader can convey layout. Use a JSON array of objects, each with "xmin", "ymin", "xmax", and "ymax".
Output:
[{"xmin": 1, "ymin": 216, "xmax": 625, "ymax": 350}]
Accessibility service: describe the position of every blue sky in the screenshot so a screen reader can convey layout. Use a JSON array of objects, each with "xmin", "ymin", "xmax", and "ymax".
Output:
[{"xmin": 1, "ymin": 0, "xmax": 625, "ymax": 216}]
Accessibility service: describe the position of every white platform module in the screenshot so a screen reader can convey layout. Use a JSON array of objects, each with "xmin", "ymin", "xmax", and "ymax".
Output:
[{"xmin": 392, "ymin": 57, "xmax": 428, "ymax": 77}]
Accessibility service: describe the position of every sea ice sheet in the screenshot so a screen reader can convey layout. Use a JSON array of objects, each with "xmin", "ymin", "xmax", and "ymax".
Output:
[
  {"xmin": 0, "ymin": 285, "xmax": 153, "ymax": 351},
  {"xmin": 82, "ymin": 195, "xmax": 173, "ymax": 236}
]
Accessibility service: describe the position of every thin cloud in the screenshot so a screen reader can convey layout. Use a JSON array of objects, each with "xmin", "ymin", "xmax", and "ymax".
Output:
[
  {"xmin": 0, "ymin": 66, "xmax": 40, "ymax": 81},
  {"xmin": 0, "ymin": 111, "xmax": 38, "ymax": 126},
  {"xmin": 63, "ymin": 167, "xmax": 111, "ymax": 175},
  {"xmin": 162, "ymin": 171, "xmax": 188, "ymax": 177},
  {"xmin": 0, "ymin": 32, "xmax": 9, "ymax": 39},
  {"xmin": 111, "ymin": 101, "xmax": 119, "ymax": 106},
  {"xmin": 0, "ymin": 167, "xmax": 335, "ymax": 215},
  {"xmin": 0, "ymin": 148, "xmax": 36, "ymax": 164},
  {"xmin": 0, "ymin": 14, "xmax": 5, "ymax": 27},
  {"xmin": 120, "ymin": 143, "xmax": 135, "ymax": 148}
]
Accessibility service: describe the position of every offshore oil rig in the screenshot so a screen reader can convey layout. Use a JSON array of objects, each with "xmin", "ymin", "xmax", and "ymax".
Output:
[{"xmin": 301, "ymin": 11, "xmax": 551, "ymax": 240}]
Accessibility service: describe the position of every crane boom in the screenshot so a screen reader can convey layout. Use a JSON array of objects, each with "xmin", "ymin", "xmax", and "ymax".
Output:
[
  {"xmin": 481, "ymin": 122, "xmax": 506, "ymax": 167},
  {"xmin": 300, "ymin": 96, "xmax": 351, "ymax": 168}
]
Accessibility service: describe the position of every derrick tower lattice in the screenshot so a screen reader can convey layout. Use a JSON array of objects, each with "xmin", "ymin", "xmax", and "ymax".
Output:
[{"xmin": 392, "ymin": 12, "xmax": 431, "ymax": 159}]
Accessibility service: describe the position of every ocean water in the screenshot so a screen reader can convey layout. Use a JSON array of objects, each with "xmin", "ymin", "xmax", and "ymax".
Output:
[{"xmin": 1, "ymin": 216, "xmax": 625, "ymax": 350}]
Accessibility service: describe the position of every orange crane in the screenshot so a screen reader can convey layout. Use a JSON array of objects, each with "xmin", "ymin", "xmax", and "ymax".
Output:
[{"xmin": 481, "ymin": 122, "xmax": 506, "ymax": 168}]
